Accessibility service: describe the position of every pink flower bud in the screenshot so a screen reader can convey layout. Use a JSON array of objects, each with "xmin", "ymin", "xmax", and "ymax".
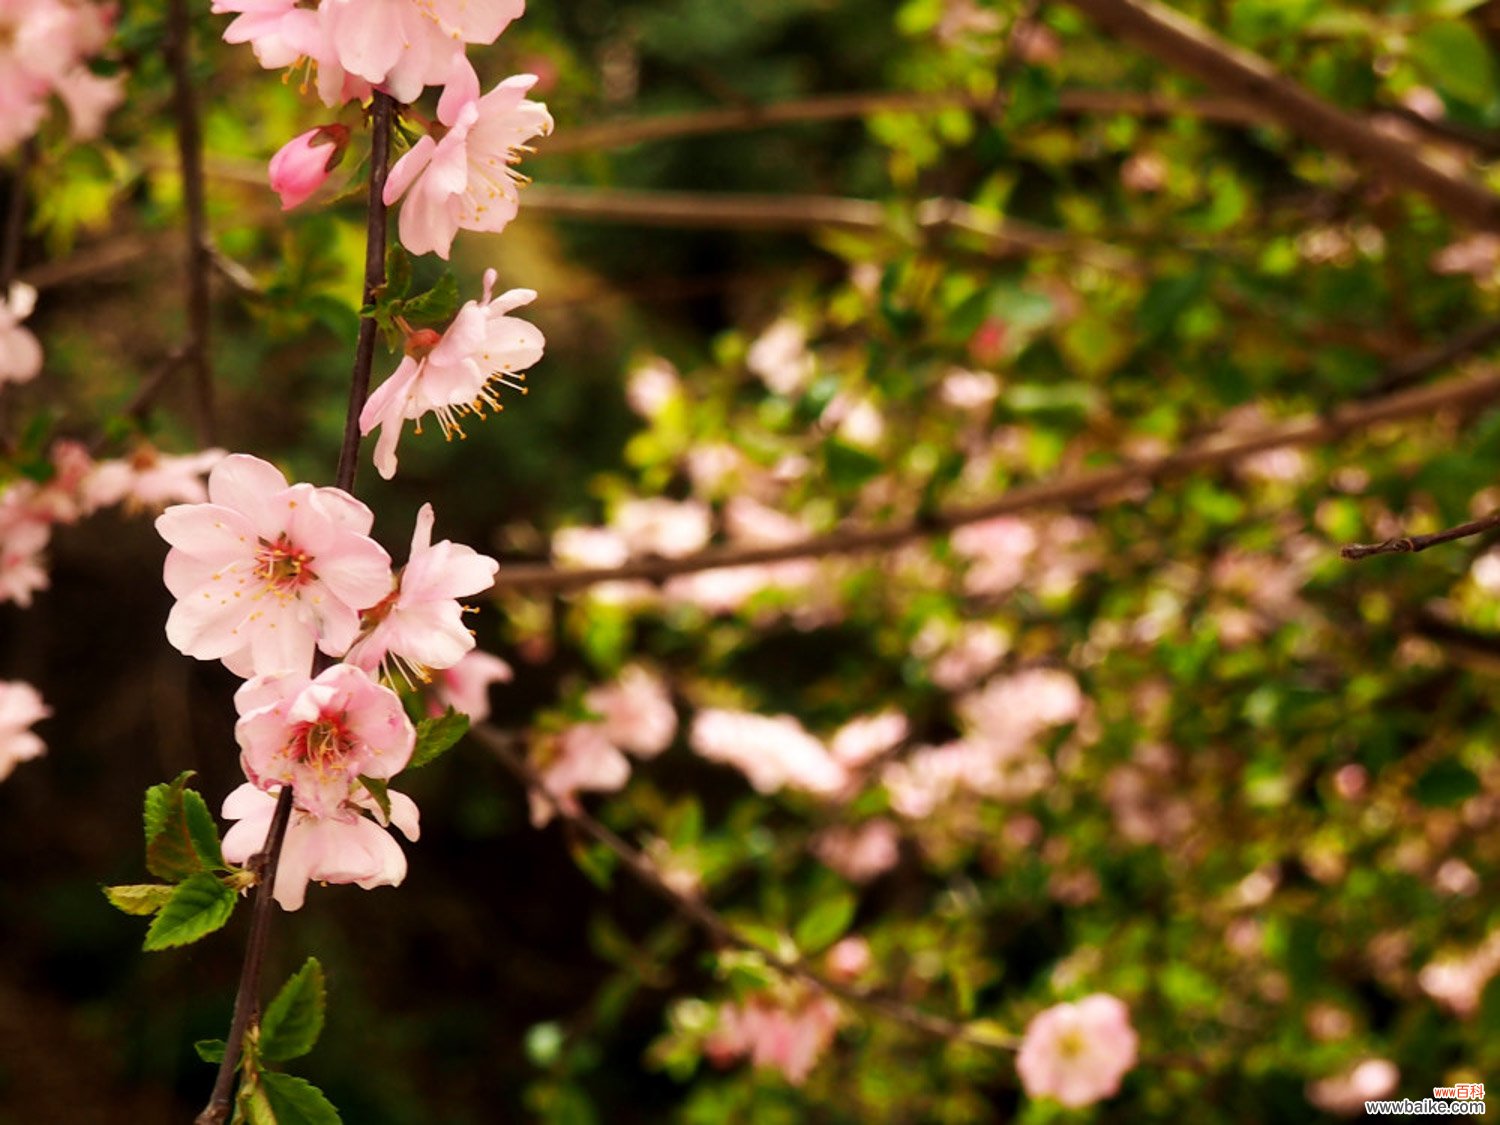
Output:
[{"xmin": 268, "ymin": 126, "xmax": 348, "ymax": 211}]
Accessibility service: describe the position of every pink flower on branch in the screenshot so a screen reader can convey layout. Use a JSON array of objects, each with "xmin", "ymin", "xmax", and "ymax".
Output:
[
  {"xmin": 0, "ymin": 681, "xmax": 49, "ymax": 782},
  {"xmin": 268, "ymin": 125, "xmax": 349, "ymax": 210},
  {"xmin": 221, "ymin": 781, "xmax": 420, "ymax": 911},
  {"xmin": 431, "ymin": 650, "xmax": 512, "ymax": 721},
  {"xmin": 383, "ymin": 74, "xmax": 553, "ymax": 259},
  {"xmin": 156, "ymin": 454, "xmax": 393, "ymax": 677},
  {"xmin": 235, "ymin": 662, "xmax": 415, "ymax": 819},
  {"xmin": 359, "ymin": 269, "xmax": 544, "ymax": 479},
  {"xmin": 0, "ymin": 282, "xmax": 42, "ymax": 386},
  {"xmin": 345, "ymin": 502, "xmax": 499, "ymax": 683},
  {"xmin": 1016, "ymin": 994, "xmax": 1138, "ymax": 1108}
]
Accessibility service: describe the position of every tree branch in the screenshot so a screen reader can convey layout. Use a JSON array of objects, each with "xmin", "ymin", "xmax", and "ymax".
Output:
[
  {"xmin": 1, "ymin": 141, "xmax": 31, "ymax": 292},
  {"xmin": 164, "ymin": 0, "xmax": 216, "ymax": 444},
  {"xmin": 195, "ymin": 92, "xmax": 394, "ymax": 1125},
  {"xmin": 1341, "ymin": 510, "xmax": 1500, "ymax": 561},
  {"xmin": 1060, "ymin": 0, "xmax": 1500, "ymax": 230},
  {"xmin": 470, "ymin": 723, "xmax": 1014, "ymax": 1050},
  {"xmin": 492, "ymin": 366, "xmax": 1500, "ymax": 593}
]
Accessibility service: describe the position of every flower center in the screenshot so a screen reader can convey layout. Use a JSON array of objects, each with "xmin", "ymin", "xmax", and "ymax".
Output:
[
  {"xmin": 289, "ymin": 715, "xmax": 355, "ymax": 774},
  {"xmin": 254, "ymin": 534, "xmax": 316, "ymax": 589}
]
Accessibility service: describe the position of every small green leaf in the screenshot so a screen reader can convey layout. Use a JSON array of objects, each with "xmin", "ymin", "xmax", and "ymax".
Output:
[
  {"xmin": 396, "ymin": 272, "xmax": 460, "ymax": 326},
  {"xmin": 825, "ymin": 440, "xmax": 884, "ymax": 490},
  {"xmin": 794, "ymin": 892, "xmax": 857, "ymax": 954},
  {"xmin": 260, "ymin": 958, "xmax": 327, "ymax": 1062},
  {"xmin": 409, "ymin": 709, "xmax": 469, "ymax": 770},
  {"xmin": 194, "ymin": 1038, "xmax": 227, "ymax": 1064},
  {"xmin": 384, "ymin": 243, "xmax": 412, "ymax": 301},
  {"xmin": 259, "ymin": 1072, "xmax": 342, "ymax": 1125},
  {"xmin": 358, "ymin": 775, "xmax": 391, "ymax": 821},
  {"xmin": 146, "ymin": 774, "xmax": 208, "ymax": 881},
  {"xmin": 183, "ymin": 787, "xmax": 225, "ymax": 869},
  {"xmin": 1414, "ymin": 759, "xmax": 1481, "ymax": 807},
  {"xmin": 103, "ymin": 883, "xmax": 176, "ymax": 916},
  {"xmin": 1411, "ymin": 21, "xmax": 1497, "ymax": 107},
  {"xmin": 143, "ymin": 873, "xmax": 237, "ymax": 951}
]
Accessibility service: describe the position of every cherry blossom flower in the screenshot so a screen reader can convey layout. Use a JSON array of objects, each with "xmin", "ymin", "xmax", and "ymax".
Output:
[
  {"xmin": 431, "ymin": 650, "xmax": 513, "ymax": 722},
  {"xmin": 824, "ymin": 936, "xmax": 871, "ymax": 981},
  {"xmin": 0, "ymin": 0, "xmax": 118, "ymax": 154},
  {"xmin": 706, "ymin": 993, "xmax": 841, "ymax": 1085},
  {"xmin": 0, "ymin": 681, "xmax": 49, "ymax": 781},
  {"xmin": 829, "ymin": 711, "xmax": 908, "ymax": 768},
  {"xmin": 383, "ymin": 74, "xmax": 553, "ymax": 259},
  {"xmin": 54, "ymin": 65, "xmax": 122, "ymax": 140},
  {"xmin": 220, "ymin": 781, "xmax": 420, "ymax": 911},
  {"xmin": 0, "ymin": 484, "xmax": 51, "ymax": 607},
  {"xmin": 268, "ymin": 126, "xmax": 348, "ymax": 210},
  {"xmin": 83, "ymin": 446, "xmax": 227, "ymax": 512},
  {"xmin": 156, "ymin": 454, "xmax": 393, "ymax": 676},
  {"xmin": 813, "ymin": 820, "xmax": 900, "ymax": 882},
  {"xmin": 612, "ymin": 497, "xmax": 711, "ymax": 559},
  {"xmin": 235, "ymin": 662, "xmax": 415, "ymax": 819},
  {"xmin": 746, "ymin": 318, "xmax": 814, "ymax": 396},
  {"xmin": 345, "ymin": 503, "xmax": 499, "ymax": 682},
  {"xmin": 690, "ymin": 710, "xmax": 846, "ymax": 795},
  {"xmin": 1306, "ymin": 1059, "xmax": 1399, "ymax": 1115},
  {"xmin": 586, "ymin": 665, "xmax": 676, "ymax": 757},
  {"xmin": 1016, "ymin": 994, "xmax": 1138, "ymax": 1108},
  {"xmin": 317, "ymin": 0, "xmax": 468, "ymax": 105},
  {"xmin": 530, "ymin": 722, "xmax": 631, "ymax": 827},
  {"xmin": 625, "ymin": 357, "xmax": 680, "ymax": 418},
  {"xmin": 360, "ymin": 270, "xmax": 544, "ymax": 479},
  {"xmin": 0, "ymin": 282, "xmax": 42, "ymax": 385}
]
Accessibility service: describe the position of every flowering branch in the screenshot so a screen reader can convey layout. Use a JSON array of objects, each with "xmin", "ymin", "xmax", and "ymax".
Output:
[
  {"xmin": 1060, "ymin": 0, "xmax": 1500, "ymax": 230},
  {"xmin": 164, "ymin": 0, "xmax": 216, "ymax": 443},
  {"xmin": 493, "ymin": 366, "xmax": 1500, "ymax": 593},
  {"xmin": 470, "ymin": 722, "xmax": 1017, "ymax": 1051},
  {"xmin": 1340, "ymin": 510, "xmax": 1500, "ymax": 561},
  {"xmin": 193, "ymin": 92, "xmax": 394, "ymax": 1125}
]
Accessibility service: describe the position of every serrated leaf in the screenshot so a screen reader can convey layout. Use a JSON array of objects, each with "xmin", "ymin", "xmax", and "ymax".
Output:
[
  {"xmin": 103, "ymin": 883, "xmax": 176, "ymax": 916},
  {"xmin": 145, "ymin": 773, "xmax": 207, "ymax": 881},
  {"xmin": 143, "ymin": 873, "xmax": 236, "ymax": 951},
  {"xmin": 242, "ymin": 1082, "xmax": 277, "ymax": 1125},
  {"xmin": 384, "ymin": 243, "xmax": 411, "ymax": 301},
  {"xmin": 183, "ymin": 787, "xmax": 225, "ymax": 869},
  {"xmin": 358, "ymin": 775, "xmax": 391, "ymax": 821},
  {"xmin": 259, "ymin": 1072, "xmax": 342, "ymax": 1125},
  {"xmin": 195, "ymin": 1038, "xmax": 227, "ymax": 1064},
  {"xmin": 408, "ymin": 709, "xmax": 469, "ymax": 770},
  {"xmin": 794, "ymin": 892, "xmax": 857, "ymax": 954},
  {"xmin": 260, "ymin": 959, "xmax": 327, "ymax": 1062},
  {"xmin": 396, "ymin": 273, "xmax": 460, "ymax": 327}
]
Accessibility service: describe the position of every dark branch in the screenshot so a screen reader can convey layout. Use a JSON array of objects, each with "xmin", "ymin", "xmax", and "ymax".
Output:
[
  {"xmin": 0, "ymin": 140, "xmax": 32, "ymax": 292},
  {"xmin": 1341, "ymin": 511, "xmax": 1500, "ymax": 561}
]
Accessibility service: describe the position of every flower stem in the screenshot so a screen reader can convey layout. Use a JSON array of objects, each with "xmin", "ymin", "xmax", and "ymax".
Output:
[{"xmin": 194, "ymin": 91, "xmax": 394, "ymax": 1125}]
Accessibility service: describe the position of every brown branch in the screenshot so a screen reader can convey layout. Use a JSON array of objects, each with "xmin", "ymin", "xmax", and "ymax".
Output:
[
  {"xmin": 1, "ymin": 140, "xmax": 32, "ymax": 292},
  {"xmin": 1341, "ymin": 510, "xmax": 1500, "ymax": 561},
  {"xmin": 493, "ymin": 366, "xmax": 1500, "ymax": 593},
  {"xmin": 470, "ymin": 723, "xmax": 1013, "ymax": 1050},
  {"xmin": 164, "ymin": 0, "xmax": 216, "ymax": 443},
  {"xmin": 195, "ymin": 92, "xmax": 394, "ymax": 1125},
  {"xmin": 1060, "ymin": 0, "xmax": 1500, "ymax": 231}
]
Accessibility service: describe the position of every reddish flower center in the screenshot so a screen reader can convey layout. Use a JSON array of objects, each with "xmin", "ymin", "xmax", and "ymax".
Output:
[
  {"xmin": 255, "ymin": 534, "xmax": 316, "ymax": 589},
  {"xmin": 289, "ymin": 714, "xmax": 355, "ymax": 772}
]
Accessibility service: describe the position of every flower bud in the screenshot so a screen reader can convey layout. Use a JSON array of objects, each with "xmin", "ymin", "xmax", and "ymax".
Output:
[{"xmin": 268, "ymin": 125, "xmax": 349, "ymax": 211}]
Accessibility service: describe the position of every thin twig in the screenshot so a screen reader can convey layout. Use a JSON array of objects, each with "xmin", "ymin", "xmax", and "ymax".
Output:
[
  {"xmin": 1341, "ymin": 511, "xmax": 1500, "ymax": 561},
  {"xmin": 1060, "ymin": 0, "xmax": 1500, "ymax": 230},
  {"xmin": 492, "ymin": 366, "xmax": 1500, "ymax": 593},
  {"xmin": 165, "ymin": 0, "xmax": 216, "ymax": 443},
  {"xmin": 195, "ymin": 93, "xmax": 393, "ymax": 1125},
  {"xmin": 470, "ymin": 723, "xmax": 1013, "ymax": 1049}
]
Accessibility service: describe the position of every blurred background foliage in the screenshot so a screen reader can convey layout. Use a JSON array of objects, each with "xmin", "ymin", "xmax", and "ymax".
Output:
[{"xmin": 9, "ymin": 0, "xmax": 1500, "ymax": 1120}]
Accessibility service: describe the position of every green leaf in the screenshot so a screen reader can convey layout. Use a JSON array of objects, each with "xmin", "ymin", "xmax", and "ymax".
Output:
[
  {"xmin": 103, "ymin": 883, "xmax": 176, "ymax": 916},
  {"xmin": 825, "ymin": 440, "xmax": 884, "ymax": 490},
  {"xmin": 143, "ymin": 873, "xmax": 237, "ymax": 951},
  {"xmin": 183, "ymin": 787, "xmax": 225, "ymax": 869},
  {"xmin": 259, "ymin": 1072, "xmax": 342, "ymax": 1125},
  {"xmin": 260, "ymin": 958, "xmax": 327, "ymax": 1062},
  {"xmin": 195, "ymin": 1038, "xmax": 227, "ymax": 1064},
  {"xmin": 1411, "ymin": 21, "xmax": 1497, "ymax": 107},
  {"xmin": 397, "ymin": 273, "xmax": 460, "ymax": 326},
  {"xmin": 1137, "ymin": 267, "xmax": 1209, "ymax": 341},
  {"xmin": 145, "ymin": 773, "xmax": 209, "ymax": 881},
  {"xmin": 384, "ymin": 243, "xmax": 412, "ymax": 302},
  {"xmin": 794, "ymin": 891, "xmax": 857, "ymax": 954},
  {"xmin": 1414, "ymin": 759, "xmax": 1481, "ymax": 807},
  {"xmin": 358, "ymin": 775, "xmax": 391, "ymax": 821},
  {"xmin": 408, "ymin": 709, "xmax": 470, "ymax": 770}
]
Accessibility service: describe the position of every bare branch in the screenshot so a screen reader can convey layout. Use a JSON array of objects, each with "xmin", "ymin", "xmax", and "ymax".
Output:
[
  {"xmin": 493, "ymin": 366, "xmax": 1500, "ymax": 593},
  {"xmin": 1060, "ymin": 0, "xmax": 1500, "ymax": 230},
  {"xmin": 1341, "ymin": 511, "xmax": 1500, "ymax": 561}
]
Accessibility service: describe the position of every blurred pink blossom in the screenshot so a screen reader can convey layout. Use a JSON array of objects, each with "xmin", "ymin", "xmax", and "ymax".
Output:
[
  {"xmin": 690, "ymin": 709, "xmax": 846, "ymax": 795},
  {"xmin": 625, "ymin": 357, "xmax": 680, "ymax": 418},
  {"xmin": 1307, "ymin": 1059, "xmax": 1399, "ymax": 1115},
  {"xmin": 587, "ymin": 665, "xmax": 676, "ymax": 758},
  {"xmin": 1016, "ymin": 994, "xmax": 1138, "ymax": 1108},
  {"xmin": 830, "ymin": 711, "xmax": 908, "ymax": 768},
  {"xmin": 813, "ymin": 820, "xmax": 900, "ymax": 882},
  {"xmin": 747, "ymin": 318, "xmax": 814, "ymax": 396},
  {"xmin": 0, "ymin": 680, "xmax": 49, "ymax": 781},
  {"xmin": 951, "ymin": 516, "xmax": 1036, "ymax": 596},
  {"xmin": 83, "ymin": 446, "xmax": 227, "ymax": 512},
  {"xmin": 706, "ymin": 993, "xmax": 841, "ymax": 1085},
  {"xmin": 613, "ymin": 497, "xmax": 711, "ymax": 558},
  {"xmin": 432, "ymin": 650, "xmax": 513, "ymax": 722},
  {"xmin": 0, "ymin": 282, "xmax": 42, "ymax": 386},
  {"xmin": 824, "ymin": 936, "xmax": 871, "ymax": 981}
]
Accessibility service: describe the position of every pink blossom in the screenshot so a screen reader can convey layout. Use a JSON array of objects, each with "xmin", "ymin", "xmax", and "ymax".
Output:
[
  {"xmin": 586, "ymin": 665, "xmax": 675, "ymax": 757},
  {"xmin": 234, "ymin": 662, "xmax": 415, "ymax": 818},
  {"xmin": 383, "ymin": 74, "xmax": 553, "ymax": 259},
  {"xmin": 1306, "ymin": 1059, "xmax": 1399, "ymax": 1115},
  {"xmin": 830, "ymin": 711, "xmax": 908, "ymax": 768},
  {"xmin": 1418, "ymin": 932, "xmax": 1500, "ymax": 1017},
  {"xmin": 0, "ymin": 484, "xmax": 51, "ymax": 607},
  {"xmin": 690, "ymin": 710, "xmax": 846, "ymax": 795},
  {"xmin": 315, "ymin": 0, "xmax": 467, "ymax": 105},
  {"xmin": 824, "ymin": 936, "xmax": 871, "ymax": 981},
  {"xmin": 268, "ymin": 126, "xmax": 347, "ymax": 210},
  {"xmin": 54, "ymin": 65, "xmax": 121, "ymax": 140},
  {"xmin": 951, "ymin": 516, "xmax": 1036, "ymax": 596},
  {"xmin": 746, "ymin": 318, "xmax": 813, "ymax": 396},
  {"xmin": 813, "ymin": 820, "xmax": 900, "ymax": 882},
  {"xmin": 345, "ymin": 503, "xmax": 498, "ymax": 681},
  {"xmin": 613, "ymin": 497, "xmax": 711, "ymax": 559},
  {"xmin": 0, "ymin": 0, "xmax": 116, "ymax": 154},
  {"xmin": 0, "ymin": 282, "xmax": 42, "ymax": 385},
  {"xmin": 0, "ymin": 681, "xmax": 49, "ymax": 781},
  {"xmin": 221, "ymin": 782, "xmax": 420, "ymax": 911},
  {"xmin": 431, "ymin": 650, "xmax": 512, "ymax": 722},
  {"xmin": 360, "ymin": 270, "xmax": 544, "ymax": 479},
  {"xmin": 530, "ymin": 723, "xmax": 631, "ymax": 826},
  {"xmin": 83, "ymin": 446, "xmax": 227, "ymax": 512},
  {"xmin": 212, "ymin": 0, "xmax": 303, "ymax": 68},
  {"xmin": 1016, "ymin": 994, "xmax": 1138, "ymax": 1108},
  {"xmin": 707, "ymin": 994, "xmax": 841, "ymax": 1085},
  {"xmin": 625, "ymin": 358, "xmax": 680, "ymax": 418},
  {"xmin": 156, "ymin": 454, "xmax": 393, "ymax": 676}
]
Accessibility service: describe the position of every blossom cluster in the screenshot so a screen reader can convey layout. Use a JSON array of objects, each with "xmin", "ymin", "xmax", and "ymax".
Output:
[
  {"xmin": 157, "ymin": 455, "xmax": 501, "ymax": 908},
  {"xmin": 0, "ymin": 0, "xmax": 123, "ymax": 155}
]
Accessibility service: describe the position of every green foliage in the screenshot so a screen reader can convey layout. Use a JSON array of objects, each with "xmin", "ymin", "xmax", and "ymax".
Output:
[
  {"xmin": 408, "ymin": 708, "xmax": 470, "ymax": 770},
  {"xmin": 142, "ymin": 874, "xmax": 237, "ymax": 951},
  {"xmin": 260, "ymin": 959, "xmax": 328, "ymax": 1062},
  {"xmin": 793, "ymin": 892, "xmax": 857, "ymax": 954},
  {"xmin": 256, "ymin": 1072, "xmax": 342, "ymax": 1125}
]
